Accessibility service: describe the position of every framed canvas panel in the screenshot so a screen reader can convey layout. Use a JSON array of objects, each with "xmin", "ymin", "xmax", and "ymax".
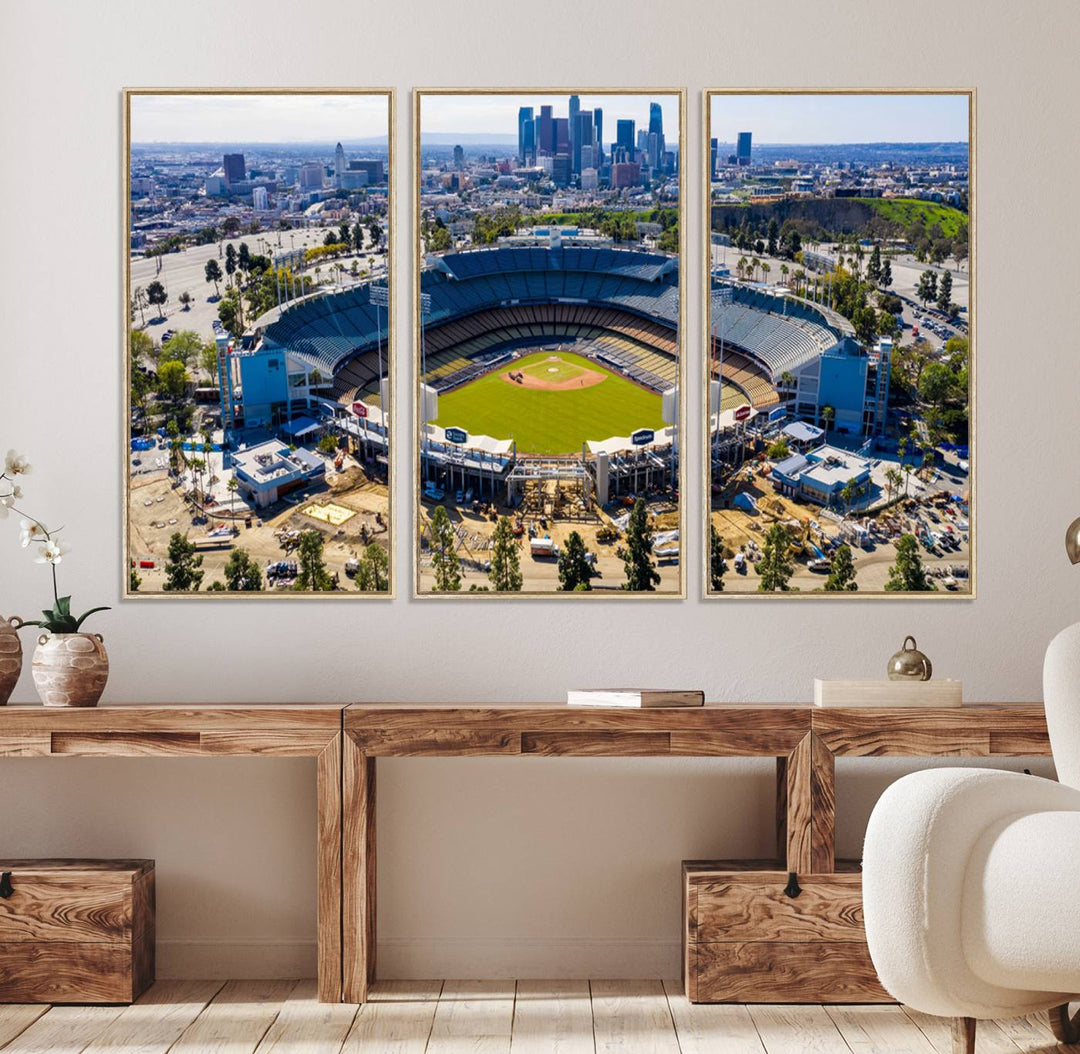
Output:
[
  {"xmin": 124, "ymin": 88, "xmax": 395, "ymax": 597},
  {"xmin": 414, "ymin": 89, "xmax": 686, "ymax": 597},
  {"xmin": 704, "ymin": 90, "xmax": 974, "ymax": 598}
]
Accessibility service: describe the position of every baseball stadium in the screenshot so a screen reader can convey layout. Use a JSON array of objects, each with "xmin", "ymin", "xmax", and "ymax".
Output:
[{"xmin": 416, "ymin": 244, "xmax": 683, "ymax": 508}]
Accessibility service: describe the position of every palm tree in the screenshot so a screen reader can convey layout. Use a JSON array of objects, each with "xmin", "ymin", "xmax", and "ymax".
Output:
[
  {"xmin": 780, "ymin": 263, "xmax": 789, "ymax": 287},
  {"xmin": 779, "ymin": 371, "xmax": 795, "ymax": 402},
  {"xmin": 821, "ymin": 405, "xmax": 835, "ymax": 432},
  {"xmin": 761, "ymin": 262, "xmax": 771, "ymax": 285},
  {"xmin": 794, "ymin": 268, "xmax": 806, "ymax": 296},
  {"xmin": 885, "ymin": 467, "xmax": 903, "ymax": 503}
]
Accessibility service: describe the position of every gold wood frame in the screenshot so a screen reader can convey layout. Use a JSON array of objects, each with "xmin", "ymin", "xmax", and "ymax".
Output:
[
  {"xmin": 702, "ymin": 88, "xmax": 976, "ymax": 600},
  {"xmin": 412, "ymin": 88, "xmax": 687, "ymax": 599},
  {"xmin": 122, "ymin": 87, "xmax": 396, "ymax": 599}
]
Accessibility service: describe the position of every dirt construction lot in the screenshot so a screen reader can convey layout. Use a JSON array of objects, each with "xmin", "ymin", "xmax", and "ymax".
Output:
[
  {"xmin": 417, "ymin": 497, "xmax": 681, "ymax": 594},
  {"xmin": 129, "ymin": 466, "xmax": 390, "ymax": 592}
]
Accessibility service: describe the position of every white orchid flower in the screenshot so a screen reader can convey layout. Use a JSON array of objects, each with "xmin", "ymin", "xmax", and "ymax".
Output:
[
  {"xmin": 4, "ymin": 450, "xmax": 31, "ymax": 476},
  {"xmin": 35, "ymin": 540, "xmax": 69, "ymax": 565},
  {"xmin": 19, "ymin": 519, "xmax": 48, "ymax": 547}
]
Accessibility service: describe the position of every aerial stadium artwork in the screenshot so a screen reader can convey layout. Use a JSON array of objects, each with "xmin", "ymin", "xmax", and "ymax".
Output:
[
  {"xmin": 124, "ymin": 89, "xmax": 394, "ymax": 597},
  {"xmin": 704, "ymin": 90, "xmax": 973, "ymax": 598},
  {"xmin": 415, "ymin": 89, "xmax": 686, "ymax": 597}
]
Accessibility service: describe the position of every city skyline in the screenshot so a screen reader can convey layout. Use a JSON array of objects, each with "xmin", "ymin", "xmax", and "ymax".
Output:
[
  {"xmin": 421, "ymin": 93, "xmax": 680, "ymax": 142},
  {"xmin": 130, "ymin": 93, "xmax": 390, "ymax": 144},
  {"xmin": 709, "ymin": 93, "xmax": 969, "ymax": 145}
]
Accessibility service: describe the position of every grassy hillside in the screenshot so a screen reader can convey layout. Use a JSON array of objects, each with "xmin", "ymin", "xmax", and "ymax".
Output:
[
  {"xmin": 433, "ymin": 351, "xmax": 664, "ymax": 456},
  {"xmin": 859, "ymin": 198, "xmax": 968, "ymax": 239}
]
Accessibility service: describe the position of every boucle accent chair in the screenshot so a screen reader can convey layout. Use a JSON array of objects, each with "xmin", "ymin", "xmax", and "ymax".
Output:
[{"xmin": 862, "ymin": 623, "xmax": 1080, "ymax": 1054}]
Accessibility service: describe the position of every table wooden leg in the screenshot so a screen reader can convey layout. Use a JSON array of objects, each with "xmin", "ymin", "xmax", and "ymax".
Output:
[
  {"xmin": 343, "ymin": 732, "xmax": 376, "ymax": 1003},
  {"xmin": 777, "ymin": 733, "xmax": 835, "ymax": 874},
  {"xmin": 317, "ymin": 733, "xmax": 343, "ymax": 1002}
]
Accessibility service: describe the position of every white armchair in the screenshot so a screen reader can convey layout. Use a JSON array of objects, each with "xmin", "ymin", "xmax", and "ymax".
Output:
[{"xmin": 863, "ymin": 622, "xmax": 1080, "ymax": 1053}]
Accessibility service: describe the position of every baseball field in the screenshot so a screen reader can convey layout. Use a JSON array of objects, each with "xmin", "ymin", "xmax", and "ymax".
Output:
[{"xmin": 431, "ymin": 350, "xmax": 666, "ymax": 455}]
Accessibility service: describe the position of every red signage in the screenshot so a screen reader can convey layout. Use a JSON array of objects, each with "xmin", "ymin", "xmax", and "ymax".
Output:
[
  {"xmin": 352, "ymin": 402, "xmax": 368, "ymax": 419},
  {"xmin": 734, "ymin": 404, "xmax": 753, "ymax": 422}
]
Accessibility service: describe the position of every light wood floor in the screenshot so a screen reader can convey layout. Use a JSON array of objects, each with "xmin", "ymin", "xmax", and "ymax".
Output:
[{"xmin": 0, "ymin": 979, "xmax": 1067, "ymax": 1053}]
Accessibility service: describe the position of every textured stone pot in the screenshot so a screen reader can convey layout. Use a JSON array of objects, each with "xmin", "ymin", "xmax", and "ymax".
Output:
[
  {"xmin": 0, "ymin": 616, "xmax": 23, "ymax": 705},
  {"xmin": 32, "ymin": 632, "xmax": 109, "ymax": 707}
]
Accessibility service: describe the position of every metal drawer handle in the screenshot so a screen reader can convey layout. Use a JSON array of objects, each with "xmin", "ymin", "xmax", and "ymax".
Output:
[
  {"xmin": 0, "ymin": 872, "xmax": 12, "ymax": 899},
  {"xmin": 783, "ymin": 871, "xmax": 802, "ymax": 898}
]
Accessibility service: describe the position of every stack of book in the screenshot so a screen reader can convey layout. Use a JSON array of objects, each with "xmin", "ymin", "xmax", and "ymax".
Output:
[
  {"xmin": 813, "ymin": 679, "xmax": 963, "ymax": 708},
  {"xmin": 566, "ymin": 689, "xmax": 705, "ymax": 708}
]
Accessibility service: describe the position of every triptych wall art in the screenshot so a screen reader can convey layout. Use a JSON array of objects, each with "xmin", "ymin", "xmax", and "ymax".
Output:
[{"xmin": 124, "ymin": 88, "xmax": 973, "ymax": 600}]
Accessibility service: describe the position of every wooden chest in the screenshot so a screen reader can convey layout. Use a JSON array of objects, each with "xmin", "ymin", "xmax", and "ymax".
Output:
[
  {"xmin": 0, "ymin": 859, "xmax": 154, "ymax": 1004},
  {"xmin": 683, "ymin": 860, "xmax": 890, "ymax": 1004}
]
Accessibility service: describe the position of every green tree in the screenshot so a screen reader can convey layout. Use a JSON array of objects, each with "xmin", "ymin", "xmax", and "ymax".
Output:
[
  {"xmin": 866, "ymin": 244, "xmax": 882, "ymax": 285},
  {"xmin": 146, "ymin": 279, "xmax": 168, "ymax": 319},
  {"xmin": 201, "ymin": 341, "xmax": 220, "ymax": 383},
  {"xmin": 163, "ymin": 532, "xmax": 203, "ymax": 592},
  {"xmin": 885, "ymin": 534, "xmax": 936, "ymax": 592},
  {"xmin": 558, "ymin": 530, "xmax": 594, "ymax": 591},
  {"xmin": 429, "ymin": 505, "xmax": 461, "ymax": 592},
  {"xmin": 619, "ymin": 498, "xmax": 660, "ymax": 592},
  {"xmin": 355, "ymin": 543, "xmax": 389, "ymax": 592},
  {"xmin": 757, "ymin": 523, "xmax": 794, "ymax": 592},
  {"xmin": 488, "ymin": 516, "xmax": 523, "ymax": 592},
  {"xmin": 824, "ymin": 543, "xmax": 858, "ymax": 591},
  {"xmin": 936, "ymin": 269, "xmax": 953, "ymax": 314},
  {"xmin": 820, "ymin": 405, "xmax": 835, "ymax": 431},
  {"xmin": 428, "ymin": 225, "xmax": 452, "ymax": 252},
  {"xmin": 225, "ymin": 243, "xmax": 237, "ymax": 282},
  {"xmin": 295, "ymin": 531, "xmax": 333, "ymax": 591},
  {"xmin": 318, "ymin": 434, "xmax": 339, "ymax": 455},
  {"xmin": 157, "ymin": 359, "xmax": 189, "ymax": 401},
  {"xmin": 160, "ymin": 330, "xmax": 202, "ymax": 366},
  {"xmin": 767, "ymin": 437, "xmax": 790, "ymax": 459},
  {"xmin": 709, "ymin": 524, "xmax": 727, "ymax": 592},
  {"xmin": 916, "ymin": 269, "xmax": 937, "ymax": 307},
  {"xmin": 223, "ymin": 548, "xmax": 263, "ymax": 591},
  {"xmin": 766, "ymin": 219, "xmax": 779, "ymax": 256},
  {"xmin": 881, "ymin": 258, "xmax": 892, "ymax": 287},
  {"xmin": 130, "ymin": 329, "xmax": 155, "ymax": 368},
  {"xmin": 129, "ymin": 565, "xmax": 142, "ymax": 592},
  {"xmin": 204, "ymin": 258, "xmax": 222, "ymax": 297},
  {"xmin": 178, "ymin": 291, "xmax": 192, "ymax": 311}
]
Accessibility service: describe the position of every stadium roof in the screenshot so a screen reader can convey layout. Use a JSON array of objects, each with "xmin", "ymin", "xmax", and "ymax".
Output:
[
  {"xmin": 422, "ymin": 245, "xmax": 679, "ymax": 331},
  {"xmin": 709, "ymin": 282, "xmax": 855, "ymax": 381}
]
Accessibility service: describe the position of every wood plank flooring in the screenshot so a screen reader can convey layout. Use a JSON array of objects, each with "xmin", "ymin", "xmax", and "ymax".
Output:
[{"xmin": 0, "ymin": 980, "xmax": 1067, "ymax": 1053}]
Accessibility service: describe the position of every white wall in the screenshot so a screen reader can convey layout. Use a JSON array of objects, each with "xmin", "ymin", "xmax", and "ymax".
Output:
[{"xmin": 2, "ymin": 0, "xmax": 1077, "ymax": 979}]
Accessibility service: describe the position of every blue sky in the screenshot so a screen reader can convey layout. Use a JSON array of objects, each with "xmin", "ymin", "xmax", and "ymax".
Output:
[
  {"xmin": 130, "ymin": 93, "xmax": 390, "ymax": 143},
  {"xmin": 421, "ymin": 93, "xmax": 681, "ymax": 141},
  {"xmin": 709, "ymin": 93, "xmax": 969, "ymax": 144}
]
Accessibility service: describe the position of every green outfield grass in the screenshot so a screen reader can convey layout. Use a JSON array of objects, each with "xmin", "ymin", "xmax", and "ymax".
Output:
[{"xmin": 432, "ymin": 350, "xmax": 665, "ymax": 455}]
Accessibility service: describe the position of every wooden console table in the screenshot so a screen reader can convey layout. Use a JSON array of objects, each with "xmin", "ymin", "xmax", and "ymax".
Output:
[
  {"xmin": 0, "ymin": 704, "xmax": 345, "ymax": 1002},
  {"xmin": 341, "ymin": 702, "xmax": 1050, "ymax": 1003}
]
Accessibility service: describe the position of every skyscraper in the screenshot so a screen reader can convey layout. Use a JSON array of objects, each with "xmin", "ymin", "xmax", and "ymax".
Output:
[
  {"xmin": 453, "ymin": 144, "xmax": 464, "ymax": 169},
  {"xmin": 593, "ymin": 107, "xmax": 603, "ymax": 166},
  {"xmin": 710, "ymin": 137, "xmax": 718, "ymax": 177},
  {"xmin": 572, "ymin": 110, "xmax": 593, "ymax": 176},
  {"xmin": 518, "ymin": 107, "xmax": 535, "ymax": 164},
  {"xmin": 568, "ymin": 94, "xmax": 580, "ymax": 169},
  {"xmin": 538, "ymin": 105, "xmax": 554, "ymax": 155},
  {"xmin": 223, "ymin": 153, "xmax": 246, "ymax": 185},
  {"xmin": 737, "ymin": 131, "xmax": 752, "ymax": 165},
  {"xmin": 649, "ymin": 102, "xmax": 665, "ymax": 162},
  {"xmin": 334, "ymin": 142, "xmax": 347, "ymax": 179},
  {"xmin": 616, "ymin": 119, "xmax": 635, "ymax": 159},
  {"xmin": 554, "ymin": 117, "xmax": 570, "ymax": 155}
]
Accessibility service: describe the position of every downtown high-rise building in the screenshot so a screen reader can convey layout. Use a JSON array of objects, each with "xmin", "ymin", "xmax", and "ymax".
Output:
[
  {"xmin": 223, "ymin": 153, "xmax": 246, "ymax": 184},
  {"xmin": 616, "ymin": 119, "xmax": 636, "ymax": 160},
  {"xmin": 572, "ymin": 109, "xmax": 593, "ymax": 175},
  {"xmin": 518, "ymin": 106, "xmax": 535, "ymax": 164},
  {"xmin": 453, "ymin": 144, "xmax": 464, "ymax": 169},
  {"xmin": 554, "ymin": 117, "xmax": 570, "ymax": 155},
  {"xmin": 334, "ymin": 143, "xmax": 347, "ymax": 179},
  {"xmin": 538, "ymin": 105, "xmax": 554, "ymax": 155},
  {"xmin": 710, "ymin": 137, "xmax": 718, "ymax": 177},
  {"xmin": 568, "ymin": 94, "xmax": 580, "ymax": 168},
  {"xmin": 648, "ymin": 102, "xmax": 665, "ymax": 164},
  {"xmin": 593, "ymin": 107, "xmax": 603, "ymax": 166},
  {"xmin": 737, "ymin": 131, "xmax": 752, "ymax": 165}
]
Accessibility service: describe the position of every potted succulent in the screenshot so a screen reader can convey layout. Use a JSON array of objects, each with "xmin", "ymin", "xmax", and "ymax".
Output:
[{"xmin": 1, "ymin": 449, "xmax": 111, "ymax": 707}]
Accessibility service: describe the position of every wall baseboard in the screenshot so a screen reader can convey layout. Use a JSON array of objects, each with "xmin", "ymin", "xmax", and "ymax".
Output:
[{"xmin": 157, "ymin": 936, "xmax": 681, "ymax": 980}]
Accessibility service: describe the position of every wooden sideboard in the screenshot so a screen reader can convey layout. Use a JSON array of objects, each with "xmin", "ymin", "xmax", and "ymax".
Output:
[
  {"xmin": 0, "ymin": 704, "xmax": 345, "ymax": 1003},
  {"xmin": 0, "ymin": 701, "xmax": 1053, "ymax": 1004},
  {"xmin": 341, "ymin": 702, "xmax": 1050, "ymax": 1003}
]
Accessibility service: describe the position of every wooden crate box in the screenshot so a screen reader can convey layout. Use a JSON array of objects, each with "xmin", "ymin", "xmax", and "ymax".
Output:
[
  {"xmin": 683, "ymin": 860, "xmax": 890, "ymax": 1004},
  {"xmin": 0, "ymin": 859, "xmax": 154, "ymax": 1003}
]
